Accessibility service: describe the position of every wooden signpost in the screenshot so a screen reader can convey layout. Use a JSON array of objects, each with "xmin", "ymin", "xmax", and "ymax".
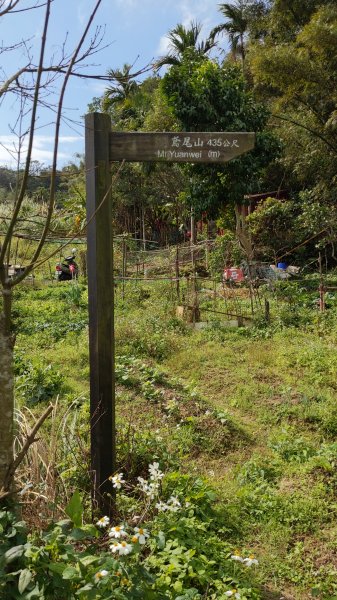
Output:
[
  {"xmin": 85, "ymin": 113, "xmax": 255, "ymax": 514},
  {"xmin": 110, "ymin": 131, "xmax": 255, "ymax": 163}
]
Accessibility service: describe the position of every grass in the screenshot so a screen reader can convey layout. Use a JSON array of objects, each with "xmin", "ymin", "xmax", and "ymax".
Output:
[{"xmin": 11, "ymin": 278, "xmax": 337, "ymax": 600}]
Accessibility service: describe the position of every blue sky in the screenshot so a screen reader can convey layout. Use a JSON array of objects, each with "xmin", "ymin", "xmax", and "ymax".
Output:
[{"xmin": 0, "ymin": 0, "xmax": 224, "ymax": 168}]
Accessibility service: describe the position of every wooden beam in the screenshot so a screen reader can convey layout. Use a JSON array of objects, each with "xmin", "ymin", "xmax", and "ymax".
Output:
[
  {"xmin": 85, "ymin": 112, "xmax": 115, "ymax": 516},
  {"xmin": 110, "ymin": 132, "xmax": 255, "ymax": 163}
]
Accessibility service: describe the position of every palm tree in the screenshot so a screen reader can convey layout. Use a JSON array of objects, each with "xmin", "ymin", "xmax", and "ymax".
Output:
[
  {"xmin": 154, "ymin": 21, "xmax": 216, "ymax": 70},
  {"xmin": 102, "ymin": 64, "xmax": 139, "ymax": 111},
  {"xmin": 211, "ymin": 1, "xmax": 249, "ymax": 68}
]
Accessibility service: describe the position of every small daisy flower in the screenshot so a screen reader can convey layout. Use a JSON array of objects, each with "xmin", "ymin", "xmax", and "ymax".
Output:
[
  {"xmin": 109, "ymin": 473, "xmax": 125, "ymax": 489},
  {"xmin": 133, "ymin": 527, "xmax": 149, "ymax": 545},
  {"xmin": 109, "ymin": 525, "xmax": 127, "ymax": 539},
  {"xmin": 156, "ymin": 500, "xmax": 169, "ymax": 512},
  {"xmin": 243, "ymin": 555, "xmax": 259, "ymax": 567},
  {"xmin": 96, "ymin": 516, "xmax": 110, "ymax": 528},
  {"xmin": 231, "ymin": 553, "xmax": 244, "ymax": 563},
  {"xmin": 148, "ymin": 462, "xmax": 164, "ymax": 481},
  {"xmin": 117, "ymin": 541, "xmax": 133, "ymax": 556},
  {"xmin": 225, "ymin": 590, "xmax": 241, "ymax": 598},
  {"xmin": 94, "ymin": 569, "xmax": 109, "ymax": 582},
  {"xmin": 167, "ymin": 495, "xmax": 181, "ymax": 512}
]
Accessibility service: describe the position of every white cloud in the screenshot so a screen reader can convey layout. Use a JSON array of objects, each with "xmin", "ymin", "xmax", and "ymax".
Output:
[
  {"xmin": 180, "ymin": 0, "xmax": 218, "ymax": 33},
  {"xmin": 0, "ymin": 135, "xmax": 83, "ymax": 168},
  {"xmin": 157, "ymin": 34, "xmax": 171, "ymax": 56},
  {"xmin": 155, "ymin": 0, "xmax": 219, "ymax": 56}
]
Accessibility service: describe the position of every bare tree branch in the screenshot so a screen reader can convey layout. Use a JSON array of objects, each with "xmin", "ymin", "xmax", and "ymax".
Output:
[
  {"xmin": 0, "ymin": 0, "xmax": 52, "ymax": 17},
  {"xmin": 1, "ymin": 403, "xmax": 53, "ymax": 494},
  {"xmin": 11, "ymin": 0, "xmax": 105, "ymax": 285},
  {"xmin": 0, "ymin": 0, "xmax": 52, "ymax": 271}
]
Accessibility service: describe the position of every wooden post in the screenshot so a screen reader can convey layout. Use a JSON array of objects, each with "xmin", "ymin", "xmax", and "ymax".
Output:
[
  {"xmin": 122, "ymin": 238, "xmax": 126, "ymax": 301},
  {"xmin": 85, "ymin": 113, "xmax": 115, "ymax": 516},
  {"xmin": 318, "ymin": 252, "xmax": 325, "ymax": 312},
  {"xmin": 175, "ymin": 246, "xmax": 180, "ymax": 301}
]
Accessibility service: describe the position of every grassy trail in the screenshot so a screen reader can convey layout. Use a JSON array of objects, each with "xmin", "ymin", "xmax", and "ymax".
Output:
[
  {"xmin": 13, "ymin": 282, "xmax": 337, "ymax": 599},
  {"xmin": 162, "ymin": 330, "xmax": 337, "ymax": 600}
]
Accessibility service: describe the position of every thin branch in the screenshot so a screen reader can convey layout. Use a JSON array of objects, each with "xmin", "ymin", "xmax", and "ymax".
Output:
[
  {"xmin": 11, "ymin": 0, "xmax": 104, "ymax": 284},
  {"xmin": 1, "ymin": 403, "xmax": 54, "ymax": 494},
  {"xmin": 20, "ymin": 160, "xmax": 126, "ymax": 275},
  {"xmin": 0, "ymin": 0, "xmax": 52, "ymax": 17},
  {"xmin": 273, "ymin": 113, "xmax": 337, "ymax": 154},
  {"xmin": 0, "ymin": 0, "xmax": 52, "ymax": 266}
]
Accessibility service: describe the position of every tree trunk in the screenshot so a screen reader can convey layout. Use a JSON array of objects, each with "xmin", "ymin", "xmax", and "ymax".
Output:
[{"xmin": 0, "ymin": 313, "xmax": 14, "ymax": 492}]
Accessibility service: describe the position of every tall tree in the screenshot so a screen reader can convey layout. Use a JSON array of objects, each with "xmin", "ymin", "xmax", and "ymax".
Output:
[
  {"xmin": 154, "ymin": 21, "xmax": 216, "ymax": 70},
  {"xmin": 211, "ymin": 1, "xmax": 269, "ymax": 68},
  {"xmin": 102, "ymin": 63, "xmax": 139, "ymax": 111},
  {"xmin": 161, "ymin": 54, "xmax": 280, "ymax": 254},
  {"xmin": 249, "ymin": 3, "xmax": 337, "ymax": 244},
  {"xmin": 0, "ymin": 0, "xmax": 104, "ymax": 497}
]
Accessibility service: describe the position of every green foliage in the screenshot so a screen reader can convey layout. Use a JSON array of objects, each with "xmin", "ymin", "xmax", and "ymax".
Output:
[
  {"xmin": 12, "ymin": 286, "xmax": 88, "ymax": 344},
  {"xmin": 0, "ymin": 472, "xmax": 261, "ymax": 600},
  {"xmin": 161, "ymin": 58, "xmax": 280, "ymax": 217},
  {"xmin": 249, "ymin": 3, "xmax": 337, "ymax": 252},
  {"xmin": 269, "ymin": 431, "xmax": 316, "ymax": 464},
  {"xmin": 15, "ymin": 361, "xmax": 65, "ymax": 404},
  {"xmin": 208, "ymin": 232, "xmax": 243, "ymax": 277}
]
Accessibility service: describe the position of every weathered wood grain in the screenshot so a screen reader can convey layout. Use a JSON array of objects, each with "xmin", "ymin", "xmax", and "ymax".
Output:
[
  {"xmin": 85, "ymin": 112, "xmax": 115, "ymax": 516},
  {"xmin": 110, "ymin": 131, "xmax": 255, "ymax": 163}
]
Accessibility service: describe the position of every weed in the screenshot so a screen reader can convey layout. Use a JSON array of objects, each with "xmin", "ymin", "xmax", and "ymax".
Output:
[
  {"xmin": 15, "ymin": 363, "xmax": 65, "ymax": 404},
  {"xmin": 268, "ymin": 430, "xmax": 317, "ymax": 463}
]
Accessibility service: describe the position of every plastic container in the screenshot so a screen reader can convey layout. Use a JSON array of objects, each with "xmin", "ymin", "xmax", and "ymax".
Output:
[{"xmin": 277, "ymin": 262, "xmax": 287, "ymax": 270}]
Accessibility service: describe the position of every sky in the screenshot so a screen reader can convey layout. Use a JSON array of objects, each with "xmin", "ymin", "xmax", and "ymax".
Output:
[{"xmin": 0, "ymin": 0, "xmax": 224, "ymax": 169}]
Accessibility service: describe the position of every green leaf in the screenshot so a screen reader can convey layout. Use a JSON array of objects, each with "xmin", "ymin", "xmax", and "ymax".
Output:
[
  {"xmin": 65, "ymin": 491, "xmax": 83, "ymax": 527},
  {"xmin": 4, "ymin": 544, "xmax": 25, "ymax": 564},
  {"xmin": 157, "ymin": 531, "xmax": 166, "ymax": 550},
  {"xmin": 79, "ymin": 555, "xmax": 99, "ymax": 567},
  {"xmin": 75, "ymin": 583, "xmax": 94, "ymax": 595},
  {"xmin": 18, "ymin": 568, "xmax": 32, "ymax": 594},
  {"xmin": 48, "ymin": 562, "xmax": 68, "ymax": 575},
  {"xmin": 62, "ymin": 566, "xmax": 78, "ymax": 580}
]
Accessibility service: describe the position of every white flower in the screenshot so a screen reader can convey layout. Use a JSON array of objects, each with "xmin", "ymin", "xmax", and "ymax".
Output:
[
  {"xmin": 156, "ymin": 500, "xmax": 169, "ymax": 512},
  {"xmin": 96, "ymin": 516, "xmax": 110, "ymax": 528},
  {"xmin": 148, "ymin": 462, "xmax": 164, "ymax": 481},
  {"xmin": 94, "ymin": 569, "xmax": 109, "ymax": 582},
  {"xmin": 137, "ymin": 476, "xmax": 160, "ymax": 499},
  {"xmin": 137, "ymin": 476, "xmax": 148, "ymax": 491},
  {"xmin": 243, "ymin": 556, "xmax": 259, "ymax": 567},
  {"xmin": 231, "ymin": 554, "xmax": 244, "ymax": 563},
  {"xmin": 109, "ymin": 472, "xmax": 125, "ymax": 489},
  {"xmin": 110, "ymin": 541, "xmax": 133, "ymax": 556},
  {"xmin": 225, "ymin": 590, "xmax": 241, "ymax": 598},
  {"xmin": 108, "ymin": 525, "xmax": 127, "ymax": 539},
  {"xmin": 132, "ymin": 527, "xmax": 150, "ymax": 545},
  {"xmin": 167, "ymin": 495, "xmax": 181, "ymax": 511}
]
